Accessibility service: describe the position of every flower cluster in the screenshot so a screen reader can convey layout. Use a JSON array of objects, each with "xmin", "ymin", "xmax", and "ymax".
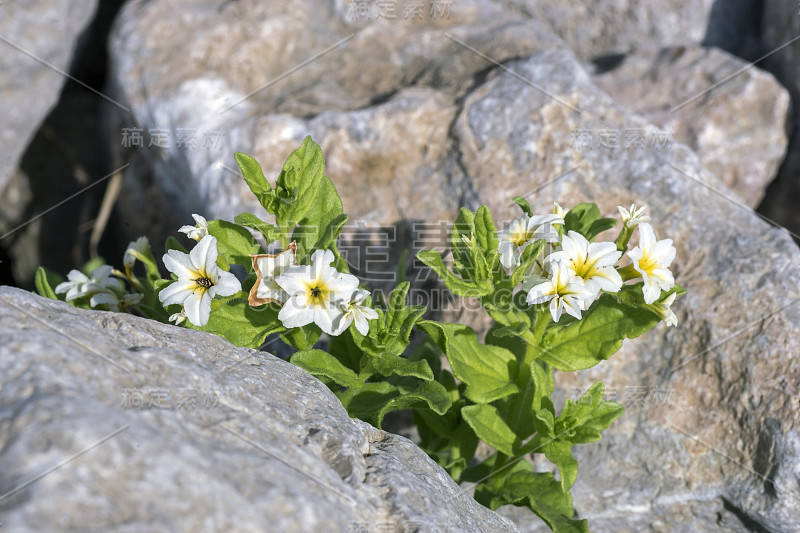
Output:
[
  {"xmin": 55, "ymin": 262, "xmax": 143, "ymax": 312},
  {"xmin": 160, "ymin": 214, "xmax": 378, "ymax": 336},
  {"xmin": 499, "ymin": 204, "xmax": 677, "ymax": 324},
  {"xmin": 249, "ymin": 247, "xmax": 377, "ymax": 336}
]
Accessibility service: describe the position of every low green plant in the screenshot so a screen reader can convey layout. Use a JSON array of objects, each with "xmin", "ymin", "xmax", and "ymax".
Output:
[{"xmin": 35, "ymin": 137, "xmax": 683, "ymax": 532}]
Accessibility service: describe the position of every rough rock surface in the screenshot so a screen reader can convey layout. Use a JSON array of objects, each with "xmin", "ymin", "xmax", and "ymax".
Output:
[
  {"xmin": 105, "ymin": 0, "xmax": 562, "ymax": 247},
  {"xmin": 0, "ymin": 0, "xmax": 97, "ymax": 205},
  {"xmin": 104, "ymin": 1, "xmax": 800, "ymax": 530},
  {"xmin": 500, "ymin": 0, "xmax": 715, "ymax": 60},
  {"xmin": 0, "ymin": 0, "xmax": 99, "ymax": 285},
  {"xmin": 456, "ymin": 48, "xmax": 800, "ymax": 532},
  {"xmin": 0, "ymin": 286, "xmax": 517, "ymax": 532},
  {"xmin": 590, "ymin": 44, "xmax": 790, "ymax": 207}
]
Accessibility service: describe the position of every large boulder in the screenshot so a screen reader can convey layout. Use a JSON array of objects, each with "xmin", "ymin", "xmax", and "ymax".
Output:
[
  {"xmin": 0, "ymin": 0, "xmax": 98, "ymax": 285},
  {"xmin": 591, "ymin": 44, "xmax": 790, "ymax": 207},
  {"xmin": 0, "ymin": 286, "xmax": 517, "ymax": 532},
  {"xmin": 103, "ymin": 1, "xmax": 800, "ymax": 530},
  {"xmin": 456, "ymin": 48, "xmax": 800, "ymax": 532}
]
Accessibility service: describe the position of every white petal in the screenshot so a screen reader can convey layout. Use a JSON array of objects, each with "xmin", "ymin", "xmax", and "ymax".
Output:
[
  {"xmin": 189, "ymin": 235, "xmax": 216, "ymax": 272},
  {"xmin": 278, "ymin": 297, "xmax": 315, "ymax": 328},
  {"xmin": 211, "ymin": 270, "xmax": 242, "ymax": 298},
  {"xmin": 163, "ymin": 250, "xmax": 196, "ymax": 279},
  {"xmin": 159, "ymin": 280, "xmax": 196, "ymax": 306},
  {"xmin": 184, "ymin": 291, "xmax": 211, "ymax": 326},
  {"xmin": 328, "ymin": 311, "xmax": 353, "ymax": 336},
  {"xmin": 526, "ymin": 281, "xmax": 555, "ymax": 305},
  {"xmin": 276, "ymin": 266, "xmax": 313, "ymax": 295},
  {"xmin": 313, "ymin": 305, "xmax": 340, "ymax": 335},
  {"xmin": 353, "ymin": 312, "xmax": 370, "ymax": 336}
]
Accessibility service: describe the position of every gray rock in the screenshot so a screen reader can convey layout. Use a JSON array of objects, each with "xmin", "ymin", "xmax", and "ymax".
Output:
[
  {"xmin": 105, "ymin": 0, "xmax": 562, "ymax": 247},
  {"xmin": 455, "ymin": 47, "xmax": 800, "ymax": 532},
  {"xmin": 0, "ymin": 0, "xmax": 98, "ymax": 212},
  {"xmin": 0, "ymin": 286, "xmax": 517, "ymax": 532},
  {"xmin": 591, "ymin": 44, "xmax": 790, "ymax": 207},
  {"xmin": 499, "ymin": 0, "xmax": 715, "ymax": 60}
]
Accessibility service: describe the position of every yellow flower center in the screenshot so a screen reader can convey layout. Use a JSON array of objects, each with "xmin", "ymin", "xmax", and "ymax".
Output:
[
  {"xmin": 195, "ymin": 277, "xmax": 213, "ymax": 289},
  {"xmin": 306, "ymin": 280, "xmax": 330, "ymax": 306}
]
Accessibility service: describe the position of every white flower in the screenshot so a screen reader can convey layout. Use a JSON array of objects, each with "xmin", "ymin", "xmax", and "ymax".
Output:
[
  {"xmin": 90, "ymin": 291, "xmax": 143, "ymax": 312},
  {"xmin": 275, "ymin": 249, "xmax": 359, "ymax": 335},
  {"xmin": 249, "ymin": 243, "xmax": 297, "ymax": 306},
  {"xmin": 552, "ymin": 202, "xmax": 568, "ymax": 219},
  {"xmin": 55, "ymin": 265, "xmax": 122, "ymax": 301},
  {"xmin": 526, "ymin": 260, "xmax": 593, "ymax": 322},
  {"xmin": 331, "ymin": 289, "xmax": 379, "ymax": 336},
  {"xmin": 124, "ymin": 236, "xmax": 150, "ymax": 269},
  {"xmin": 617, "ymin": 204, "xmax": 650, "ymax": 228},
  {"xmin": 178, "ymin": 214, "xmax": 209, "ymax": 242},
  {"xmin": 159, "ymin": 235, "xmax": 242, "ymax": 326},
  {"xmin": 169, "ymin": 310, "xmax": 188, "ymax": 325},
  {"xmin": 627, "ymin": 223, "xmax": 676, "ymax": 304},
  {"xmin": 647, "ymin": 292, "xmax": 678, "ymax": 327},
  {"xmin": 547, "ymin": 231, "xmax": 622, "ymax": 303},
  {"xmin": 497, "ymin": 213, "xmax": 563, "ymax": 269}
]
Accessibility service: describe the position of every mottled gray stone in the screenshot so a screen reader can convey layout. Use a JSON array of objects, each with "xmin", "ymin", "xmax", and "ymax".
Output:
[
  {"xmin": 455, "ymin": 47, "xmax": 800, "ymax": 532},
  {"xmin": 499, "ymin": 0, "xmax": 715, "ymax": 60},
  {"xmin": 105, "ymin": 0, "xmax": 562, "ymax": 247},
  {"xmin": 0, "ymin": 286, "xmax": 517, "ymax": 532},
  {"xmin": 0, "ymin": 0, "xmax": 97, "ymax": 199},
  {"xmin": 591, "ymin": 44, "xmax": 790, "ymax": 207}
]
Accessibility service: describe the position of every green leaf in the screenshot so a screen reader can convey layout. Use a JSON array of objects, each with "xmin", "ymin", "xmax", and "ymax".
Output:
[
  {"xmin": 461, "ymin": 404, "xmax": 519, "ymax": 456},
  {"xmin": 585, "ymin": 216, "xmax": 618, "ymax": 242},
  {"xmin": 541, "ymin": 440, "xmax": 578, "ymax": 492},
  {"xmin": 419, "ymin": 321, "xmax": 518, "ymax": 404},
  {"xmin": 511, "ymin": 239, "xmax": 545, "ymax": 287},
  {"xmin": 417, "ymin": 249, "xmax": 493, "ymax": 297},
  {"xmin": 512, "ymin": 196, "xmax": 533, "ymax": 217},
  {"xmin": 538, "ymin": 293, "xmax": 660, "ymax": 371},
  {"xmin": 372, "ymin": 353, "xmax": 434, "ymax": 381},
  {"xmin": 234, "ymin": 152, "xmax": 274, "ymax": 211},
  {"xmin": 343, "ymin": 380, "xmax": 451, "ymax": 428},
  {"xmin": 474, "ymin": 205, "xmax": 499, "ymax": 258},
  {"xmin": 185, "ymin": 296, "xmax": 284, "ymax": 349},
  {"xmin": 291, "ymin": 176, "xmax": 346, "ymax": 264},
  {"xmin": 555, "ymin": 382, "xmax": 624, "ymax": 445},
  {"xmin": 207, "ymin": 219, "xmax": 261, "ymax": 267},
  {"xmin": 563, "ymin": 203, "xmax": 601, "ymax": 237},
  {"xmin": 291, "ymin": 349, "xmax": 360, "ymax": 388},
  {"xmin": 234, "ymin": 212, "xmax": 281, "ymax": 246},
  {"xmin": 275, "ymin": 136, "xmax": 326, "ymax": 232},
  {"xmin": 476, "ymin": 463, "xmax": 588, "ymax": 533},
  {"xmin": 353, "ymin": 282, "xmax": 425, "ymax": 359},
  {"xmin": 279, "ymin": 324, "xmax": 321, "ymax": 351},
  {"xmin": 34, "ymin": 267, "xmax": 60, "ymax": 300},
  {"xmin": 164, "ymin": 236, "xmax": 187, "ymax": 254}
]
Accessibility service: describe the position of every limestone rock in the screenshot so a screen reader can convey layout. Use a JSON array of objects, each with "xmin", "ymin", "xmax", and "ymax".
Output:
[
  {"xmin": 105, "ymin": 0, "xmax": 562, "ymax": 248},
  {"xmin": 499, "ymin": 0, "xmax": 715, "ymax": 60},
  {"xmin": 455, "ymin": 47, "xmax": 800, "ymax": 532},
  {"xmin": 0, "ymin": 0, "xmax": 97, "ymax": 204},
  {"xmin": 591, "ymin": 45, "xmax": 790, "ymax": 207},
  {"xmin": 0, "ymin": 286, "xmax": 517, "ymax": 532}
]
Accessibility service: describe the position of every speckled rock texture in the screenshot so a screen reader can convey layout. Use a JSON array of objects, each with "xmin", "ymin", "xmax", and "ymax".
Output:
[{"xmin": 0, "ymin": 286, "xmax": 517, "ymax": 532}]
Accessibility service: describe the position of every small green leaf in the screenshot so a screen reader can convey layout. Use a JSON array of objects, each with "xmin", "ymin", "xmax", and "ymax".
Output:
[
  {"xmin": 291, "ymin": 176, "xmax": 345, "ymax": 263},
  {"xmin": 372, "ymin": 353, "xmax": 434, "ymax": 380},
  {"xmin": 234, "ymin": 152, "xmax": 274, "ymax": 211},
  {"xmin": 563, "ymin": 202, "xmax": 601, "ymax": 237},
  {"xmin": 234, "ymin": 212, "xmax": 281, "ymax": 246},
  {"xmin": 34, "ymin": 267, "xmax": 60, "ymax": 300},
  {"xmin": 275, "ymin": 136, "xmax": 327, "ymax": 232},
  {"xmin": 461, "ymin": 404, "xmax": 519, "ymax": 456},
  {"xmin": 512, "ymin": 196, "xmax": 533, "ymax": 217},
  {"xmin": 511, "ymin": 239, "xmax": 545, "ymax": 287},
  {"xmin": 207, "ymin": 219, "xmax": 261, "ymax": 267},
  {"xmin": 419, "ymin": 321, "xmax": 518, "ymax": 404},
  {"xmin": 343, "ymin": 380, "xmax": 451, "ymax": 428},
  {"xmin": 585, "ymin": 216, "xmax": 618, "ymax": 241},
  {"xmin": 475, "ymin": 462, "xmax": 588, "ymax": 533},
  {"xmin": 291, "ymin": 349, "xmax": 360, "ymax": 388},
  {"xmin": 417, "ymin": 249, "xmax": 492, "ymax": 297},
  {"xmin": 165, "ymin": 236, "xmax": 187, "ymax": 254}
]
